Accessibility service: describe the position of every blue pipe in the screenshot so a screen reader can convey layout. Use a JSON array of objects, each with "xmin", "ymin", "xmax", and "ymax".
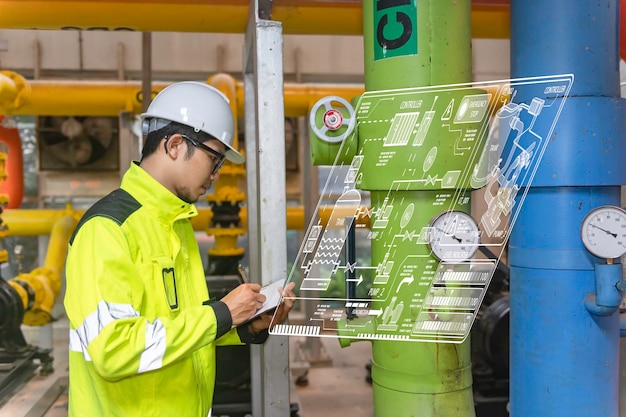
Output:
[
  {"xmin": 509, "ymin": 1, "xmax": 626, "ymax": 417},
  {"xmin": 593, "ymin": 263, "xmax": 622, "ymax": 308},
  {"xmin": 620, "ymin": 314, "xmax": 626, "ymax": 338},
  {"xmin": 584, "ymin": 263, "xmax": 622, "ymax": 315}
]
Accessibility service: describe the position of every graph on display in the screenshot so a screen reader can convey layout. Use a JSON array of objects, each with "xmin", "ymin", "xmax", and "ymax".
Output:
[{"xmin": 271, "ymin": 75, "xmax": 574, "ymax": 343}]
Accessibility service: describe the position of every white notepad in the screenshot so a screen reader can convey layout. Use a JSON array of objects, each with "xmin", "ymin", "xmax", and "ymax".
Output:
[{"xmin": 251, "ymin": 279, "xmax": 284, "ymax": 319}]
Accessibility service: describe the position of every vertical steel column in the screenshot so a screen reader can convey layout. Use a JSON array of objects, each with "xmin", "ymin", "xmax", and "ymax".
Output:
[
  {"xmin": 509, "ymin": 1, "xmax": 626, "ymax": 416},
  {"xmin": 141, "ymin": 32, "xmax": 152, "ymax": 112},
  {"xmin": 243, "ymin": 2, "xmax": 291, "ymax": 416}
]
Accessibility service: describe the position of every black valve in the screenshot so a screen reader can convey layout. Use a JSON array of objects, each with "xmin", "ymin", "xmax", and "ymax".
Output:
[
  {"xmin": 0, "ymin": 278, "xmax": 27, "ymax": 354},
  {"xmin": 209, "ymin": 201, "xmax": 242, "ymax": 228}
]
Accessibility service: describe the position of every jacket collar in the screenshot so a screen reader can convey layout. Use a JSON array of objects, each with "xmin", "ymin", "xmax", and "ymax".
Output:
[{"xmin": 120, "ymin": 161, "xmax": 198, "ymax": 223}]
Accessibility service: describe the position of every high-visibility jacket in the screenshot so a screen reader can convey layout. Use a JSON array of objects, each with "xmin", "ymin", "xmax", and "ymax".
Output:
[{"xmin": 64, "ymin": 162, "xmax": 263, "ymax": 417}]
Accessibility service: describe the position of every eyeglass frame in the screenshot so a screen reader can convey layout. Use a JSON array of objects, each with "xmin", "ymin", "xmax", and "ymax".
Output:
[{"xmin": 178, "ymin": 134, "xmax": 226, "ymax": 176}]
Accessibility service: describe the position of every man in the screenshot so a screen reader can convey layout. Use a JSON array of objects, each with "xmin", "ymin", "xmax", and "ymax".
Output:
[{"xmin": 64, "ymin": 81, "xmax": 296, "ymax": 417}]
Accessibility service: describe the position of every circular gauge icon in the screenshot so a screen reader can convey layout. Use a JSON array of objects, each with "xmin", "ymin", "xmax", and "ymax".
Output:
[
  {"xmin": 580, "ymin": 205, "xmax": 626, "ymax": 259},
  {"xmin": 428, "ymin": 210, "xmax": 481, "ymax": 262}
]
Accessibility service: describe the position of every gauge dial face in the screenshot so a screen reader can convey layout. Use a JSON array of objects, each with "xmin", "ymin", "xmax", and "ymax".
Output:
[
  {"xmin": 580, "ymin": 206, "xmax": 626, "ymax": 259},
  {"xmin": 428, "ymin": 210, "xmax": 481, "ymax": 262}
]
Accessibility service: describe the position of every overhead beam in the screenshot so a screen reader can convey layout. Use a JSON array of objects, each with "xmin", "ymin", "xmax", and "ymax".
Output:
[{"xmin": 0, "ymin": 0, "xmax": 510, "ymax": 38}]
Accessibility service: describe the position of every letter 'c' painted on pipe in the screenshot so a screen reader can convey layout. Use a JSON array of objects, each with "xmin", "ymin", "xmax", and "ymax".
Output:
[{"xmin": 374, "ymin": 0, "xmax": 417, "ymax": 60}]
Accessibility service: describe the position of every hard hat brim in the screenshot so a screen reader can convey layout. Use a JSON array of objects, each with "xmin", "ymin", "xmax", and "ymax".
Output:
[{"xmin": 224, "ymin": 146, "xmax": 245, "ymax": 164}]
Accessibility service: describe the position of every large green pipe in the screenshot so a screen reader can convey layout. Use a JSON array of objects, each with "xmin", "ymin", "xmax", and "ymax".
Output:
[
  {"xmin": 364, "ymin": 0, "xmax": 472, "ymax": 91},
  {"xmin": 362, "ymin": 1, "xmax": 476, "ymax": 416}
]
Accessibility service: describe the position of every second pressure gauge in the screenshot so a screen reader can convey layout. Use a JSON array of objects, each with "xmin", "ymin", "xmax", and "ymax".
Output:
[
  {"xmin": 428, "ymin": 210, "xmax": 481, "ymax": 262},
  {"xmin": 580, "ymin": 205, "xmax": 626, "ymax": 259}
]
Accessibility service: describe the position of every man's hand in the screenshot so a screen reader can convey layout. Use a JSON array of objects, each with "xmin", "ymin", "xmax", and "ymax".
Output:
[
  {"xmin": 220, "ymin": 283, "xmax": 266, "ymax": 326},
  {"xmin": 249, "ymin": 281, "xmax": 297, "ymax": 333}
]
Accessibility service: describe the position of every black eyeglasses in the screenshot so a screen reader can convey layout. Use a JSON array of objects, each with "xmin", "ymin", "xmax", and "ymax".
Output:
[{"xmin": 180, "ymin": 134, "xmax": 226, "ymax": 175}]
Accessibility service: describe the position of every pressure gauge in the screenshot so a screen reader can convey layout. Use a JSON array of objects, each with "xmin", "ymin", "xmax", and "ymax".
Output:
[
  {"xmin": 428, "ymin": 210, "xmax": 481, "ymax": 262},
  {"xmin": 580, "ymin": 205, "xmax": 626, "ymax": 259}
]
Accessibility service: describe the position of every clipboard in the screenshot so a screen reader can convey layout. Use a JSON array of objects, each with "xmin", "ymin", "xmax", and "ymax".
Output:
[
  {"xmin": 238, "ymin": 265, "xmax": 285, "ymax": 320},
  {"xmin": 253, "ymin": 279, "xmax": 284, "ymax": 318}
]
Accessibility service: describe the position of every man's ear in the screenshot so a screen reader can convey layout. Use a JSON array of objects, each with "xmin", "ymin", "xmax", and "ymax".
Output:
[{"xmin": 163, "ymin": 134, "xmax": 184, "ymax": 158}]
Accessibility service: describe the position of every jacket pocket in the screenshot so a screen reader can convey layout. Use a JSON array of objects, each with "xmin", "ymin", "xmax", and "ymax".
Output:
[{"xmin": 150, "ymin": 257, "xmax": 179, "ymax": 312}]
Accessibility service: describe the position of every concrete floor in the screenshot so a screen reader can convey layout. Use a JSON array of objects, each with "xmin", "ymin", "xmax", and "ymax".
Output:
[
  {"xmin": 292, "ymin": 337, "xmax": 374, "ymax": 417},
  {"xmin": 1, "ymin": 318, "xmax": 375, "ymax": 417}
]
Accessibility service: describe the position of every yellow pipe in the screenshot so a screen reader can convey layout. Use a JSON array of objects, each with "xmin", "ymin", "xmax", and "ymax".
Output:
[
  {"xmin": 0, "ymin": 71, "xmax": 31, "ymax": 112},
  {"xmin": 472, "ymin": 4, "xmax": 510, "ymax": 39},
  {"xmin": 236, "ymin": 206, "xmax": 305, "ymax": 230},
  {"xmin": 8, "ymin": 213, "xmax": 76, "ymax": 325},
  {"xmin": 2, "ymin": 207, "xmax": 211, "ymax": 236},
  {"xmin": 207, "ymin": 74, "xmax": 244, "ymax": 165},
  {"xmin": 40, "ymin": 212, "xmax": 77, "ymax": 277},
  {"xmin": 206, "ymin": 73, "xmax": 246, "ymax": 258},
  {"xmin": 1, "ymin": 208, "xmax": 212, "ymax": 236},
  {"xmin": 0, "ymin": 1, "xmax": 509, "ymax": 38},
  {"xmin": 274, "ymin": 83, "xmax": 364, "ymax": 118},
  {"xmin": 2, "ymin": 208, "xmax": 85, "ymax": 236},
  {"xmin": 2, "ymin": 205, "xmax": 367, "ymax": 237},
  {"xmin": 191, "ymin": 209, "xmax": 213, "ymax": 232},
  {"xmin": 0, "ymin": 72, "xmax": 18, "ymax": 108},
  {"xmin": 0, "ymin": 75, "xmax": 364, "ymax": 117},
  {"xmin": 1, "ymin": 76, "xmax": 506, "ymax": 118},
  {"xmin": 0, "ymin": 77, "xmax": 171, "ymax": 116}
]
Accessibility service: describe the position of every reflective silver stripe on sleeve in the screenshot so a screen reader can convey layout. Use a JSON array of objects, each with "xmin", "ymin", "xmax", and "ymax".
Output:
[
  {"xmin": 69, "ymin": 328, "xmax": 91, "ymax": 361},
  {"xmin": 138, "ymin": 319, "xmax": 166, "ymax": 373},
  {"xmin": 69, "ymin": 301, "xmax": 139, "ymax": 361}
]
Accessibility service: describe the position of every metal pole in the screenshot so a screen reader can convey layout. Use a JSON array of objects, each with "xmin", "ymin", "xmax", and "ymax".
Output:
[
  {"xmin": 141, "ymin": 32, "xmax": 151, "ymax": 113},
  {"xmin": 243, "ymin": 1, "xmax": 290, "ymax": 415}
]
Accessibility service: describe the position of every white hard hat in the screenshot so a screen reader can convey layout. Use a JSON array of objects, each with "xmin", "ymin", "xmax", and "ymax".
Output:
[{"xmin": 141, "ymin": 81, "xmax": 244, "ymax": 164}]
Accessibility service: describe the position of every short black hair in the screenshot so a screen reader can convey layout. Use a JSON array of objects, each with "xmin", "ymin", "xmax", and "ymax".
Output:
[{"xmin": 141, "ymin": 121, "xmax": 215, "ymax": 160}]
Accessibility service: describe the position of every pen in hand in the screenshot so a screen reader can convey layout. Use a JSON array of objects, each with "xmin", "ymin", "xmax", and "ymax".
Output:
[{"xmin": 237, "ymin": 264, "xmax": 250, "ymax": 284}]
